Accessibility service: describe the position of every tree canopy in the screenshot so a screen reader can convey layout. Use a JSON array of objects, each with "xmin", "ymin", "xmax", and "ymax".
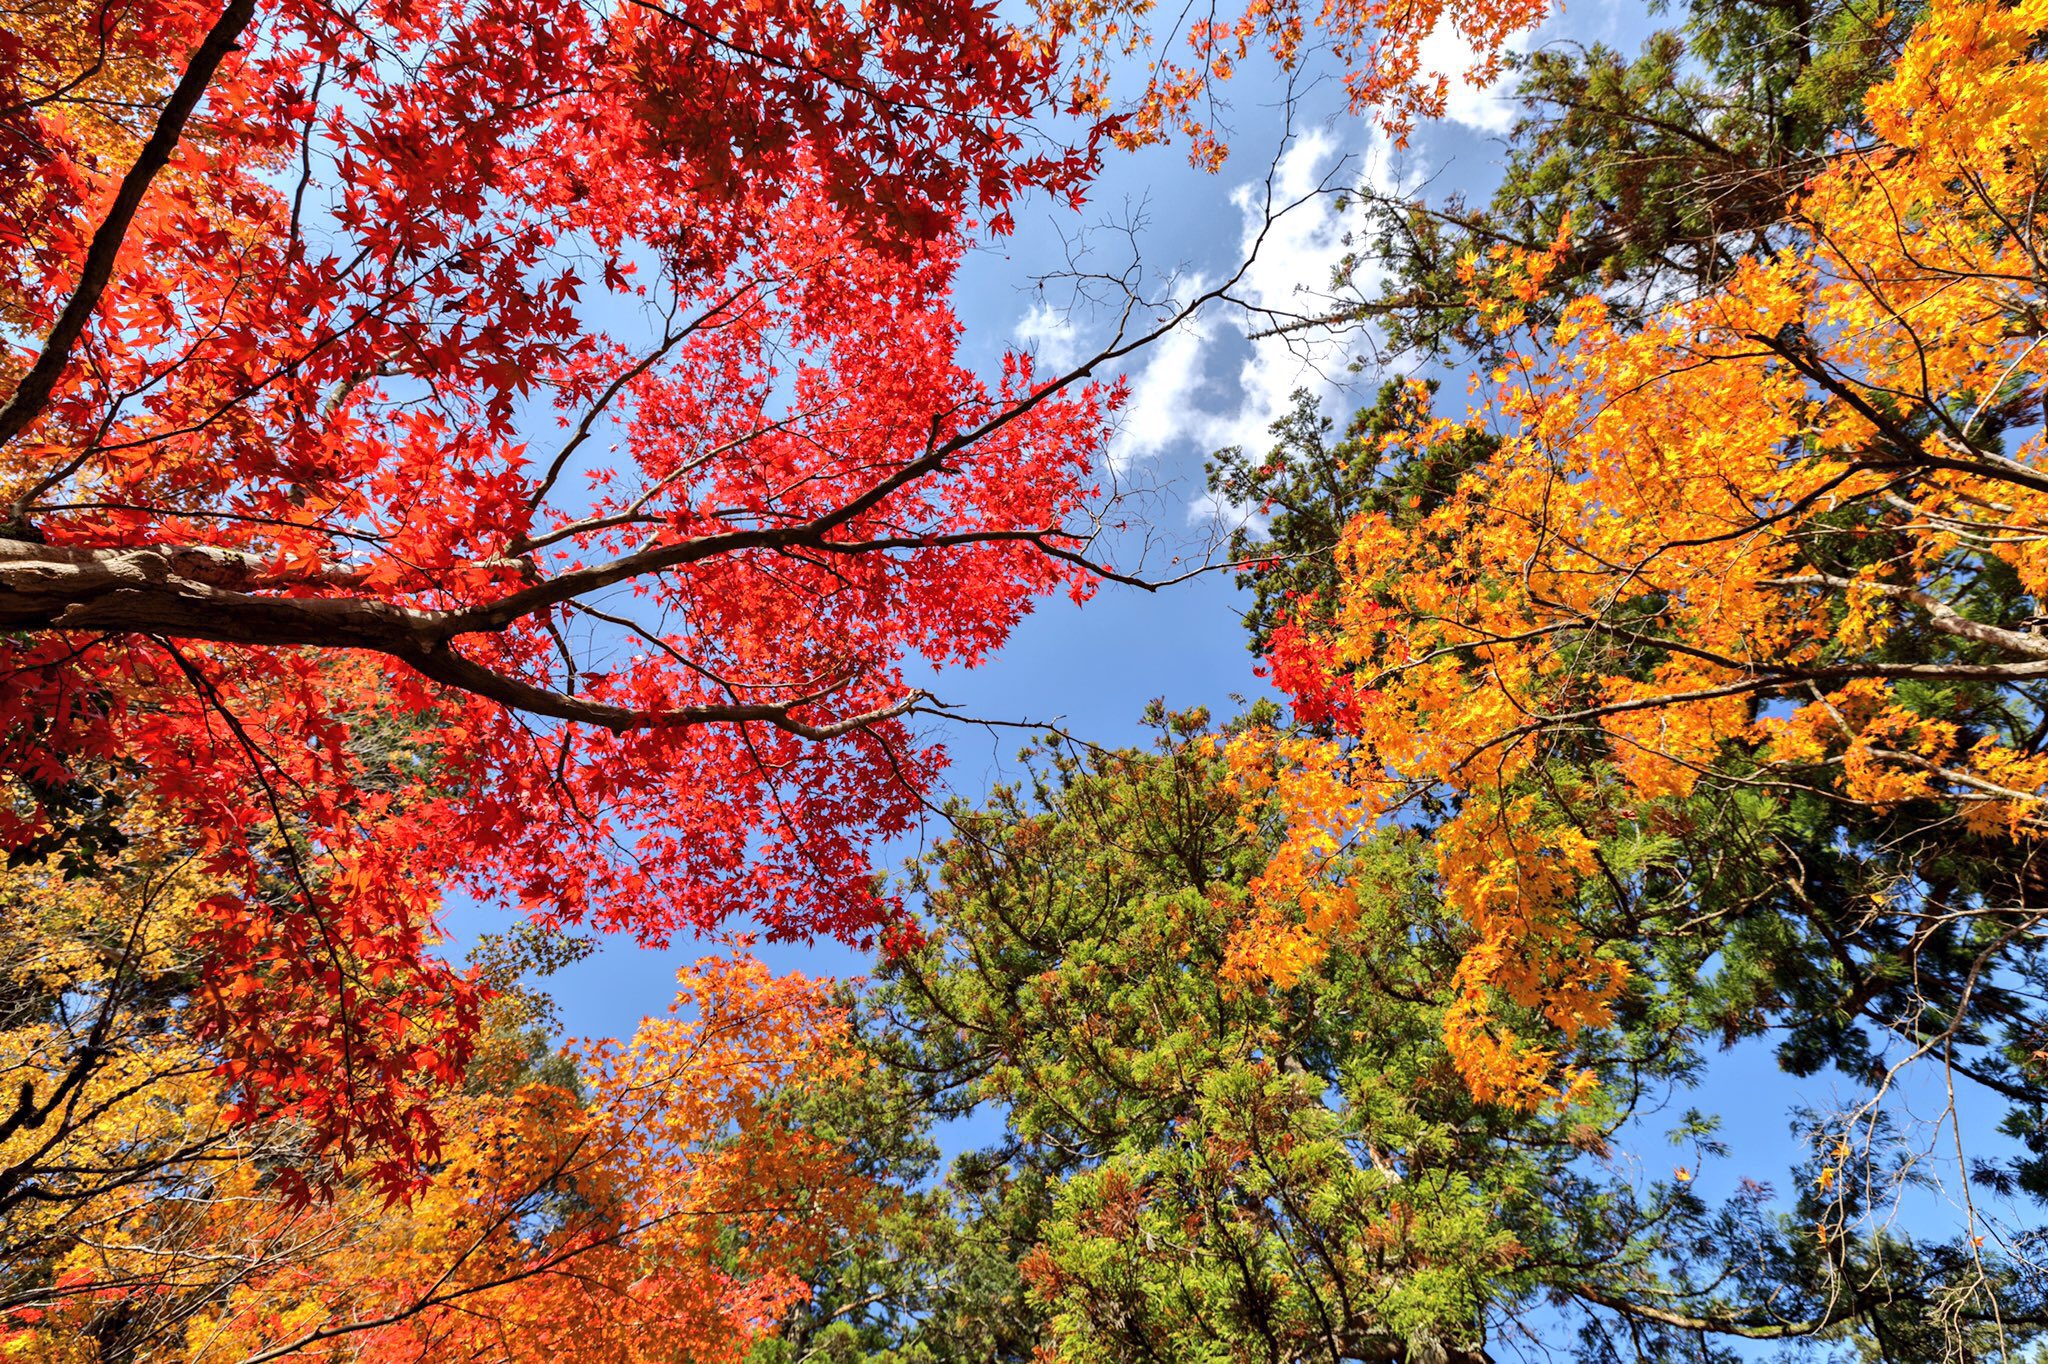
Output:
[{"xmin": 5, "ymin": 0, "xmax": 2045, "ymax": 1359}]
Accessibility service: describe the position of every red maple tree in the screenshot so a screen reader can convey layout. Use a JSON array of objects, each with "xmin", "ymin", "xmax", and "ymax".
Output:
[{"xmin": 0, "ymin": 0, "xmax": 1113, "ymax": 1192}]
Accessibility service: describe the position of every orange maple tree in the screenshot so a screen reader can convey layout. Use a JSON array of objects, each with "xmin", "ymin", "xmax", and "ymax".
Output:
[
  {"xmin": 1234, "ymin": 0, "xmax": 2048, "ymax": 1106},
  {"xmin": 2, "ymin": 954, "xmax": 864, "ymax": 1363}
]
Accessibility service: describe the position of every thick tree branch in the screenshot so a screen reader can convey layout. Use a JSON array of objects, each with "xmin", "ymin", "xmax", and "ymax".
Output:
[
  {"xmin": 1764, "ymin": 574, "xmax": 2048, "ymax": 659},
  {"xmin": 1571, "ymin": 1284, "xmax": 1825, "ymax": 1339},
  {"xmin": 0, "ymin": 0, "xmax": 259, "ymax": 454}
]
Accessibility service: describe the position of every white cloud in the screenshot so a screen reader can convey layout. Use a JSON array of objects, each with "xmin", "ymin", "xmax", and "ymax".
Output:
[
  {"xmin": 1014, "ymin": 299, "xmax": 1081, "ymax": 373},
  {"xmin": 1098, "ymin": 126, "xmax": 1410, "ymax": 506},
  {"xmin": 1087, "ymin": 124, "xmax": 1414, "ymax": 510},
  {"xmin": 1089, "ymin": 0, "xmax": 1626, "ymax": 515},
  {"xmin": 1110, "ymin": 274, "xmax": 1214, "ymax": 471},
  {"xmin": 1415, "ymin": 15, "xmax": 1534, "ymax": 134},
  {"xmin": 1185, "ymin": 483, "xmax": 1264, "ymax": 541},
  {"xmin": 1207, "ymin": 126, "xmax": 1375, "ymax": 462},
  {"xmin": 1105, "ymin": 127, "xmax": 1392, "ymax": 477}
]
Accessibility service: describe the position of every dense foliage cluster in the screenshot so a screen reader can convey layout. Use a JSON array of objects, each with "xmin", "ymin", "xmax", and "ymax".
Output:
[{"xmin": 4, "ymin": 0, "xmax": 2044, "ymax": 1359}]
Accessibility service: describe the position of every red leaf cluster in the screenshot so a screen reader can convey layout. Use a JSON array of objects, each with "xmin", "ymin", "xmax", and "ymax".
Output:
[{"xmin": 0, "ymin": 0, "xmax": 1109, "ymax": 1192}]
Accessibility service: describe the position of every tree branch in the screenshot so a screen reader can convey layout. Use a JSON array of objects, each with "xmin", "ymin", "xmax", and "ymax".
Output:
[{"xmin": 0, "ymin": 0, "xmax": 259, "ymax": 455}]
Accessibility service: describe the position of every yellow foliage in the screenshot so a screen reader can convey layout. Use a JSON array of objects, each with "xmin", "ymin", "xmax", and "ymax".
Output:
[
  {"xmin": 0, "ymin": 812, "xmax": 246, "ymax": 1296},
  {"xmin": 3, "ymin": 939, "xmax": 869, "ymax": 1361}
]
